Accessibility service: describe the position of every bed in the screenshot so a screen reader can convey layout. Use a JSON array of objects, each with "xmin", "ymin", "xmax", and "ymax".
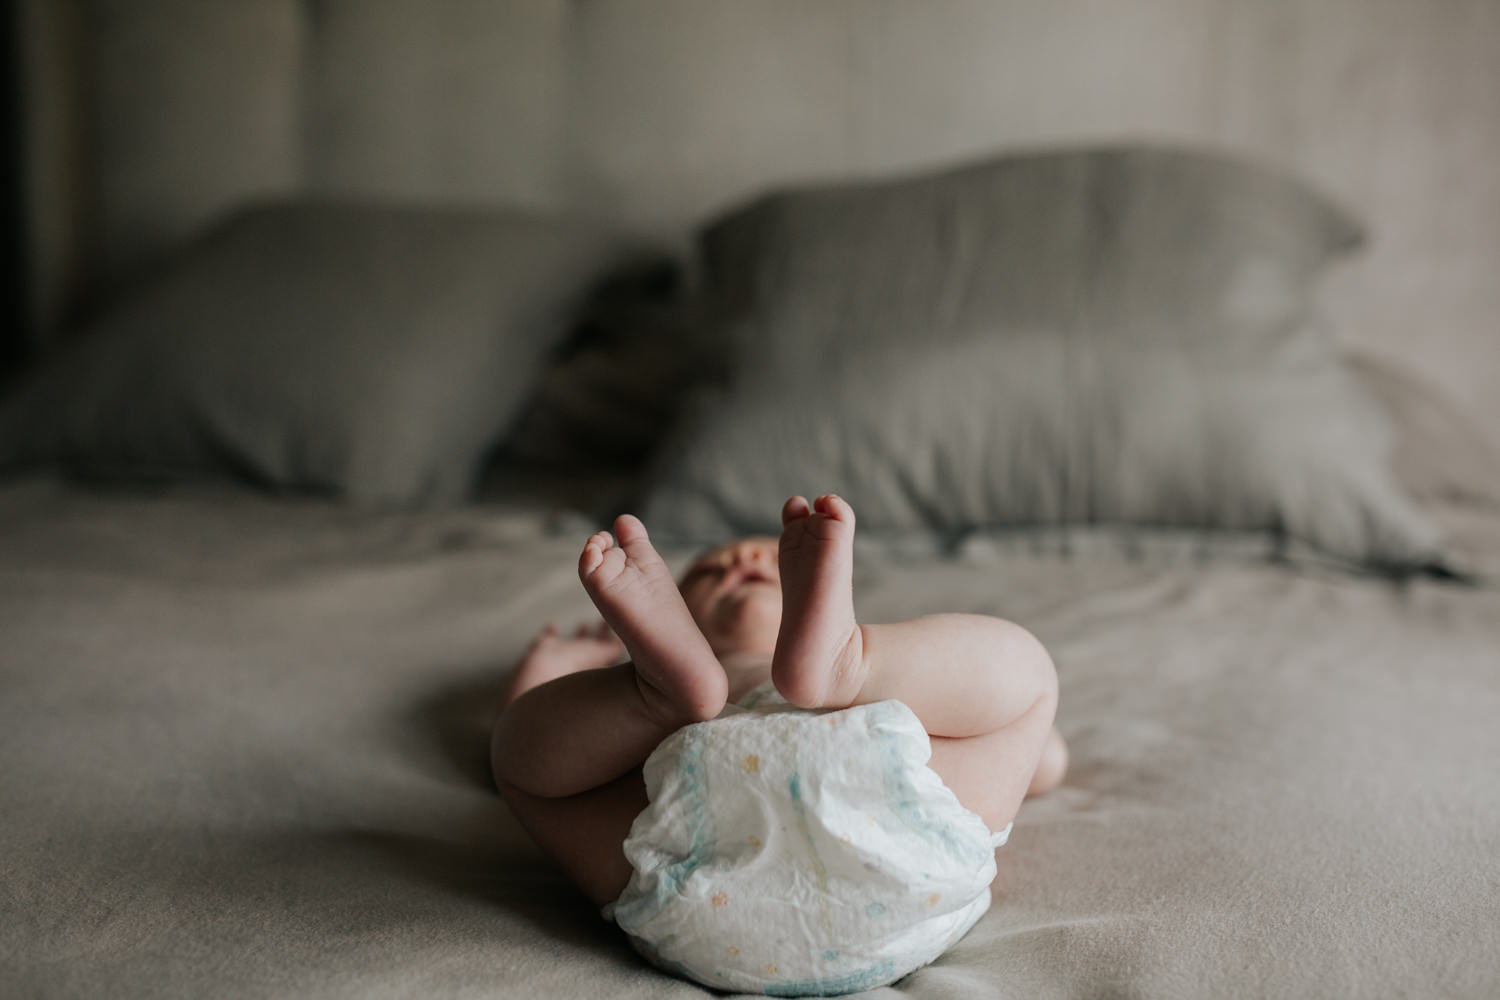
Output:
[{"xmin": 6, "ymin": 3, "xmax": 1500, "ymax": 998}]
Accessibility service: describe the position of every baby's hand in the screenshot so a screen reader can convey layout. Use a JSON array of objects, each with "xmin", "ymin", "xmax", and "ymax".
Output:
[
  {"xmin": 520, "ymin": 620, "xmax": 626, "ymax": 674},
  {"xmin": 501, "ymin": 621, "xmax": 628, "ymax": 709}
]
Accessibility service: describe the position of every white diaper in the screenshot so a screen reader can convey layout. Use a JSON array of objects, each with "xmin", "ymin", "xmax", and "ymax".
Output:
[{"xmin": 605, "ymin": 683, "xmax": 1009, "ymax": 996}]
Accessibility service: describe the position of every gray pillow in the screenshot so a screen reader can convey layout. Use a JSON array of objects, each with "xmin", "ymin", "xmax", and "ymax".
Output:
[
  {"xmin": 0, "ymin": 201, "xmax": 648, "ymax": 506},
  {"xmin": 699, "ymin": 145, "xmax": 1364, "ymax": 373},
  {"xmin": 640, "ymin": 146, "xmax": 1444, "ymax": 571}
]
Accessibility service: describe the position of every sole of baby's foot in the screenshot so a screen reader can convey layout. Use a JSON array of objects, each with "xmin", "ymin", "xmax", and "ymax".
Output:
[
  {"xmin": 772, "ymin": 494, "xmax": 865, "ymax": 709},
  {"xmin": 579, "ymin": 515, "xmax": 727, "ymax": 724}
]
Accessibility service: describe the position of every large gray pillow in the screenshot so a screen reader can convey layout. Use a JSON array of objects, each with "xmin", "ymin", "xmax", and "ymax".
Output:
[
  {"xmin": 0, "ymin": 201, "xmax": 649, "ymax": 506},
  {"xmin": 640, "ymin": 146, "xmax": 1444, "ymax": 571},
  {"xmin": 699, "ymin": 145, "xmax": 1364, "ymax": 372}
]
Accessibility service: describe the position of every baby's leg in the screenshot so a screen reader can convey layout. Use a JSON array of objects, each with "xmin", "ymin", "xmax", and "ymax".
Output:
[
  {"xmin": 774, "ymin": 494, "xmax": 1062, "ymax": 830},
  {"xmin": 491, "ymin": 516, "xmax": 728, "ymax": 903},
  {"xmin": 493, "ymin": 515, "xmax": 727, "ymax": 798},
  {"xmin": 1029, "ymin": 726, "xmax": 1069, "ymax": 797}
]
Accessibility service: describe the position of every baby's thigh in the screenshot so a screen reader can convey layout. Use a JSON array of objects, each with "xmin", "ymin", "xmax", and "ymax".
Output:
[
  {"xmin": 928, "ymin": 698, "xmax": 1054, "ymax": 832},
  {"xmin": 495, "ymin": 768, "xmax": 644, "ymax": 907}
]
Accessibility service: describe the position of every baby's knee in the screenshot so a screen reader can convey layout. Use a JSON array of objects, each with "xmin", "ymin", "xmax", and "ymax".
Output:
[
  {"xmin": 1027, "ymin": 727, "xmax": 1068, "ymax": 797},
  {"xmin": 987, "ymin": 617, "xmax": 1057, "ymax": 704}
]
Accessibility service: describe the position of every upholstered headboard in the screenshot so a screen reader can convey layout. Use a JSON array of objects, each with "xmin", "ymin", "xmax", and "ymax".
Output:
[{"xmin": 16, "ymin": 0, "xmax": 1500, "ymax": 446}]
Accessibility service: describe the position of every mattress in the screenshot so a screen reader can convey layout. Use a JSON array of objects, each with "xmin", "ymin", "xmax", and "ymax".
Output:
[{"xmin": 3, "ymin": 476, "xmax": 1497, "ymax": 998}]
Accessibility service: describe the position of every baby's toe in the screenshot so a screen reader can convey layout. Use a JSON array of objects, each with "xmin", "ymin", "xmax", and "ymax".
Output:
[
  {"xmin": 613, "ymin": 514, "xmax": 650, "ymax": 546},
  {"xmin": 814, "ymin": 493, "xmax": 856, "ymax": 525},
  {"xmin": 782, "ymin": 495, "xmax": 812, "ymax": 525},
  {"xmin": 578, "ymin": 532, "xmax": 615, "ymax": 577}
]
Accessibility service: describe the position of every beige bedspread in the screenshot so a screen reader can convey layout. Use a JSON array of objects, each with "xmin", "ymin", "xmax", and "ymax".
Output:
[{"xmin": 2, "ymin": 478, "xmax": 1497, "ymax": 998}]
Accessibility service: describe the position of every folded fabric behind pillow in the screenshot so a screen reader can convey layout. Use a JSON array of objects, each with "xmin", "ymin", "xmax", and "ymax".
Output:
[
  {"xmin": 0, "ymin": 202, "xmax": 652, "ymax": 506},
  {"xmin": 641, "ymin": 145, "xmax": 1444, "ymax": 571}
]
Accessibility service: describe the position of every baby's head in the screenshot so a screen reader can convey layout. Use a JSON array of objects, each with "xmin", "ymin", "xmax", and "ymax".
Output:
[{"xmin": 679, "ymin": 537, "xmax": 782, "ymax": 657}]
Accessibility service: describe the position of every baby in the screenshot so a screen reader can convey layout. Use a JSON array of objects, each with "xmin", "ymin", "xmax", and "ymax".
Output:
[{"xmin": 491, "ymin": 494, "xmax": 1066, "ymax": 993}]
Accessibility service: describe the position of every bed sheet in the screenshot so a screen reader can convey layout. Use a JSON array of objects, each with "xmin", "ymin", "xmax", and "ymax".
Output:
[{"xmin": 2, "ymin": 478, "xmax": 1498, "ymax": 998}]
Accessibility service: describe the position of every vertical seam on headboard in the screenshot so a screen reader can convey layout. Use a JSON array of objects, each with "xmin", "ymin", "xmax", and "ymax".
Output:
[
  {"xmin": 293, "ymin": 0, "xmax": 321, "ymax": 195},
  {"xmin": 16, "ymin": 0, "xmax": 99, "ymax": 346}
]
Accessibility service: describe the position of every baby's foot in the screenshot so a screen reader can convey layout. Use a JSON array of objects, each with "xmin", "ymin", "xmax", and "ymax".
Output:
[
  {"xmin": 772, "ymin": 495, "xmax": 866, "ymax": 709},
  {"xmin": 580, "ymin": 515, "xmax": 728, "ymax": 724}
]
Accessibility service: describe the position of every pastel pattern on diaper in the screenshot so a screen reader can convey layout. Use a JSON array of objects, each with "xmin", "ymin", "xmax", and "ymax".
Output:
[{"xmin": 610, "ymin": 684, "xmax": 1001, "ymax": 995}]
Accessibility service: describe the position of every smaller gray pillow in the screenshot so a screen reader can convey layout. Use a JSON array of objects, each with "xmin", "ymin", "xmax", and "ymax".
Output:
[
  {"xmin": 0, "ymin": 201, "xmax": 648, "ymax": 506},
  {"xmin": 640, "ymin": 333, "xmax": 1443, "ymax": 570}
]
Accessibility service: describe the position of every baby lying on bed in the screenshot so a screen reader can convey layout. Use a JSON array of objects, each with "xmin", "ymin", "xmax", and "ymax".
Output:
[{"xmin": 491, "ymin": 494, "xmax": 1066, "ymax": 995}]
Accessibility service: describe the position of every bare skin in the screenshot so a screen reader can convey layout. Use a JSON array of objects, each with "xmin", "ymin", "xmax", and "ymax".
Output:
[{"xmin": 491, "ymin": 494, "xmax": 1067, "ymax": 907}]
